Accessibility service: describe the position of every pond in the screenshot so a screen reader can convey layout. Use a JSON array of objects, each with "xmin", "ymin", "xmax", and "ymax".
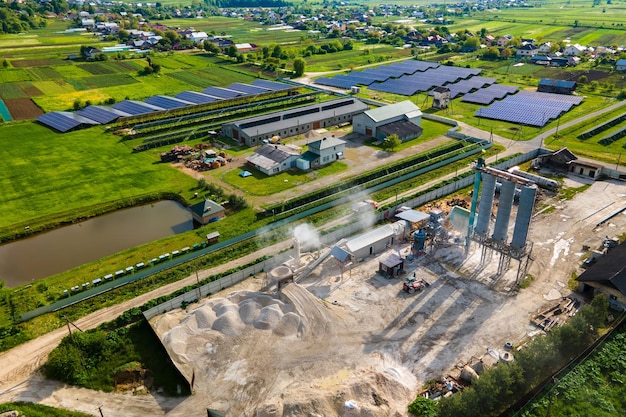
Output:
[{"xmin": 0, "ymin": 200, "xmax": 193, "ymax": 288}]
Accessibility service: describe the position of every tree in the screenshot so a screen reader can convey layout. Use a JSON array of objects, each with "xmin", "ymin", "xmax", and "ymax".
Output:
[
  {"xmin": 578, "ymin": 75, "xmax": 588, "ymax": 84},
  {"xmin": 408, "ymin": 396, "xmax": 438, "ymax": 417},
  {"xmin": 382, "ymin": 134, "xmax": 402, "ymax": 152},
  {"xmin": 204, "ymin": 41, "xmax": 220, "ymax": 55},
  {"xmin": 2, "ymin": 59, "xmax": 8, "ymax": 69},
  {"xmin": 293, "ymin": 57, "xmax": 305, "ymax": 77},
  {"xmin": 482, "ymin": 47, "xmax": 500, "ymax": 60},
  {"xmin": 463, "ymin": 37, "xmax": 480, "ymax": 51},
  {"xmin": 500, "ymin": 48, "xmax": 512, "ymax": 59}
]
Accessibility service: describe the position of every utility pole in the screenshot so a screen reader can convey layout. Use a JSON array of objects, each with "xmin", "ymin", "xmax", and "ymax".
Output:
[{"xmin": 96, "ymin": 405, "xmax": 104, "ymax": 417}]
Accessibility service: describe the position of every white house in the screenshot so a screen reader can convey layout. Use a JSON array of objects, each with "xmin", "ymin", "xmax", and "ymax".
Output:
[
  {"xmin": 296, "ymin": 136, "xmax": 346, "ymax": 170},
  {"xmin": 245, "ymin": 144, "xmax": 301, "ymax": 176},
  {"xmin": 538, "ymin": 42, "xmax": 552, "ymax": 53},
  {"xmin": 189, "ymin": 31, "xmax": 209, "ymax": 43},
  {"xmin": 517, "ymin": 44, "xmax": 539, "ymax": 58},
  {"xmin": 563, "ymin": 44, "xmax": 586, "ymax": 56},
  {"xmin": 352, "ymin": 101, "xmax": 422, "ymax": 142}
]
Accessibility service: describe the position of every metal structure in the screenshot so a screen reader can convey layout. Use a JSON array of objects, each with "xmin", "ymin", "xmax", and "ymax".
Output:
[{"xmin": 467, "ymin": 158, "xmax": 538, "ymax": 285}]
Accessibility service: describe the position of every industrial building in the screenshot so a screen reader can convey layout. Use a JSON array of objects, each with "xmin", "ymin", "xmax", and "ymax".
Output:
[
  {"xmin": 342, "ymin": 221, "xmax": 408, "ymax": 261},
  {"xmin": 222, "ymin": 98, "xmax": 369, "ymax": 147},
  {"xmin": 352, "ymin": 100, "xmax": 423, "ymax": 142}
]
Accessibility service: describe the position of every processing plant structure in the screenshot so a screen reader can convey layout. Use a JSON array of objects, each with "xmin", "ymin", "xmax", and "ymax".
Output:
[{"xmin": 467, "ymin": 157, "xmax": 542, "ymax": 285}]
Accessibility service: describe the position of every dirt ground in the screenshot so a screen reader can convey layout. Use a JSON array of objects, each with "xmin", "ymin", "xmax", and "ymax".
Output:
[
  {"xmin": 0, "ymin": 175, "xmax": 624, "ymax": 416},
  {"xmin": 139, "ymin": 175, "xmax": 626, "ymax": 417}
]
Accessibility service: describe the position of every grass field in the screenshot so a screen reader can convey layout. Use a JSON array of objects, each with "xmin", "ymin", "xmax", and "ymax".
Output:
[{"xmin": 0, "ymin": 123, "xmax": 197, "ymax": 228}]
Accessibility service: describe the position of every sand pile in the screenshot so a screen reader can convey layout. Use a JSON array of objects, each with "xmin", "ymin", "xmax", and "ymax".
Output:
[{"xmin": 159, "ymin": 290, "xmax": 303, "ymax": 363}]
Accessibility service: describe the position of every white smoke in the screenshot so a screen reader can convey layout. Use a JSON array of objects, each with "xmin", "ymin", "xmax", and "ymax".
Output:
[{"xmin": 292, "ymin": 223, "xmax": 321, "ymax": 250}]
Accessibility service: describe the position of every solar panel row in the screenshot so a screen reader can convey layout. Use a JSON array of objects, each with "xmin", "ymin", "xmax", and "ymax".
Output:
[
  {"xmin": 475, "ymin": 91, "xmax": 583, "ymax": 127},
  {"xmin": 461, "ymin": 84, "xmax": 519, "ymax": 105},
  {"xmin": 37, "ymin": 80, "xmax": 294, "ymax": 132}
]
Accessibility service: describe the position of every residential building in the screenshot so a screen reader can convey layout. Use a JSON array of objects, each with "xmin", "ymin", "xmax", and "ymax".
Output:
[
  {"xmin": 576, "ymin": 240, "xmax": 626, "ymax": 311},
  {"xmin": 517, "ymin": 44, "xmax": 539, "ymax": 58}
]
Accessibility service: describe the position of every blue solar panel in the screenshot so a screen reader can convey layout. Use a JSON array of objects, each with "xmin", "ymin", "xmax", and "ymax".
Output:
[
  {"xmin": 462, "ymin": 84, "xmax": 519, "ymax": 104},
  {"xmin": 202, "ymin": 86, "xmax": 244, "ymax": 99},
  {"xmin": 37, "ymin": 111, "xmax": 99, "ymax": 132},
  {"xmin": 314, "ymin": 76, "xmax": 356, "ymax": 89},
  {"xmin": 227, "ymin": 83, "xmax": 271, "ymax": 95},
  {"xmin": 76, "ymin": 105, "xmax": 130, "ymax": 124},
  {"xmin": 112, "ymin": 100, "xmax": 164, "ymax": 116},
  {"xmin": 175, "ymin": 91, "xmax": 218, "ymax": 104},
  {"xmin": 251, "ymin": 79, "xmax": 293, "ymax": 91},
  {"xmin": 145, "ymin": 95, "xmax": 192, "ymax": 110},
  {"xmin": 474, "ymin": 91, "xmax": 583, "ymax": 127}
]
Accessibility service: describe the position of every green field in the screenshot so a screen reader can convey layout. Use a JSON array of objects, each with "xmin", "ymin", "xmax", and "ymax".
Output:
[{"xmin": 0, "ymin": 123, "xmax": 197, "ymax": 229}]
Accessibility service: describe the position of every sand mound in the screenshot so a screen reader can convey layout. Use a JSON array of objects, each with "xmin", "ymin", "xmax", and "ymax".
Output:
[
  {"xmin": 213, "ymin": 299, "xmax": 238, "ymax": 316},
  {"xmin": 253, "ymin": 304, "xmax": 284, "ymax": 330},
  {"xmin": 272, "ymin": 312, "xmax": 302, "ymax": 337},
  {"xmin": 239, "ymin": 299, "xmax": 261, "ymax": 324},
  {"xmin": 212, "ymin": 310, "xmax": 245, "ymax": 336},
  {"xmin": 194, "ymin": 305, "xmax": 218, "ymax": 329}
]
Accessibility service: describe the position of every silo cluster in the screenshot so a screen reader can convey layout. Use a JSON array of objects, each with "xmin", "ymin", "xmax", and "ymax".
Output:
[{"xmin": 474, "ymin": 173, "xmax": 537, "ymax": 249}]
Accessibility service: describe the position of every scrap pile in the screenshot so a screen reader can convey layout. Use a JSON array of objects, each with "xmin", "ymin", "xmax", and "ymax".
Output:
[
  {"xmin": 531, "ymin": 297, "xmax": 580, "ymax": 331},
  {"xmin": 184, "ymin": 149, "xmax": 231, "ymax": 172},
  {"xmin": 160, "ymin": 145, "xmax": 194, "ymax": 162}
]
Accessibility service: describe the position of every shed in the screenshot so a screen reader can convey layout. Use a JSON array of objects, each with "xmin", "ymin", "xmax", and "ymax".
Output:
[
  {"xmin": 189, "ymin": 199, "xmax": 226, "ymax": 225},
  {"xmin": 345, "ymin": 221, "xmax": 407, "ymax": 261},
  {"xmin": 297, "ymin": 136, "xmax": 346, "ymax": 170},
  {"xmin": 378, "ymin": 252, "xmax": 404, "ymax": 277},
  {"xmin": 537, "ymin": 78, "xmax": 576, "ymax": 95}
]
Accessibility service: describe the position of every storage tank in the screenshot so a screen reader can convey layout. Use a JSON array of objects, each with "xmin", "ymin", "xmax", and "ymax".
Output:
[
  {"xmin": 492, "ymin": 180, "xmax": 515, "ymax": 242},
  {"xmin": 510, "ymin": 185, "xmax": 537, "ymax": 250},
  {"xmin": 413, "ymin": 229, "xmax": 427, "ymax": 252},
  {"xmin": 508, "ymin": 167, "xmax": 559, "ymax": 190},
  {"xmin": 475, "ymin": 173, "xmax": 497, "ymax": 236}
]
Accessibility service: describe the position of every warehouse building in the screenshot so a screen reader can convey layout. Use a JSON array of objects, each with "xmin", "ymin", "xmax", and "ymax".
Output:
[
  {"xmin": 352, "ymin": 100, "xmax": 423, "ymax": 142},
  {"xmin": 222, "ymin": 98, "xmax": 369, "ymax": 147}
]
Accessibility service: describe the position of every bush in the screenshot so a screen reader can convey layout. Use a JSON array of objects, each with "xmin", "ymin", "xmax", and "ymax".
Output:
[{"xmin": 408, "ymin": 396, "xmax": 438, "ymax": 417}]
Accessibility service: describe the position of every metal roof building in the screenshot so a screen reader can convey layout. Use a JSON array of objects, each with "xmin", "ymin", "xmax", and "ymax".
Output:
[
  {"xmin": 222, "ymin": 98, "xmax": 368, "ymax": 147},
  {"xmin": 352, "ymin": 100, "xmax": 423, "ymax": 142},
  {"xmin": 345, "ymin": 221, "xmax": 407, "ymax": 261},
  {"xmin": 245, "ymin": 144, "xmax": 301, "ymax": 176},
  {"xmin": 36, "ymin": 111, "xmax": 100, "ymax": 132}
]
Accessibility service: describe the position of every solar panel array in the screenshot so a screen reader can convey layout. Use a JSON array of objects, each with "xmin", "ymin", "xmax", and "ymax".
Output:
[
  {"xmin": 36, "ymin": 111, "xmax": 99, "ymax": 132},
  {"xmin": 76, "ymin": 106, "xmax": 131, "ymax": 124},
  {"xmin": 442, "ymin": 76, "xmax": 497, "ymax": 98},
  {"xmin": 144, "ymin": 95, "xmax": 193, "ymax": 110},
  {"xmin": 314, "ymin": 59, "xmax": 438, "ymax": 89},
  {"xmin": 37, "ymin": 80, "xmax": 294, "ymax": 132},
  {"xmin": 474, "ymin": 91, "xmax": 583, "ymax": 127},
  {"xmin": 112, "ymin": 100, "xmax": 164, "ymax": 116},
  {"xmin": 461, "ymin": 84, "xmax": 519, "ymax": 105},
  {"xmin": 369, "ymin": 66, "xmax": 482, "ymax": 96}
]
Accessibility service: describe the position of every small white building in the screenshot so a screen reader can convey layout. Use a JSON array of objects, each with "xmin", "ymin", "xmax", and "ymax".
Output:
[
  {"xmin": 352, "ymin": 100, "xmax": 423, "ymax": 142},
  {"xmin": 345, "ymin": 221, "xmax": 407, "ymax": 261},
  {"xmin": 538, "ymin": 42, "xmax": 552, "ymax": 53},
  {"xmin": 245, "ymin": 144, "xmax": 301, "ymax": 176},
  {"xmin": 189, "ymin": 31, "xmax": 209, "ymax": 43},
  {"xmin": 296, "ymin": 136, "xmax": 346, "ymax": 170},
  {"xmin": 563, "ymin": 44, "xmax": 586, "ymax": 56}
]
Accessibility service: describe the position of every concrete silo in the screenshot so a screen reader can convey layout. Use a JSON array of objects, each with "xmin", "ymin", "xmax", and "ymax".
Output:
[
  {"xmin": 492, "ymin": 180, "xmax": 515, "ymax": 243},
  {"xmin": 510, "ymin": 185, "xmax": 537, "ymax": 250},
  {"xmin": 474, "ymin": 173, "xmax": 497, "ymax": 236}
]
